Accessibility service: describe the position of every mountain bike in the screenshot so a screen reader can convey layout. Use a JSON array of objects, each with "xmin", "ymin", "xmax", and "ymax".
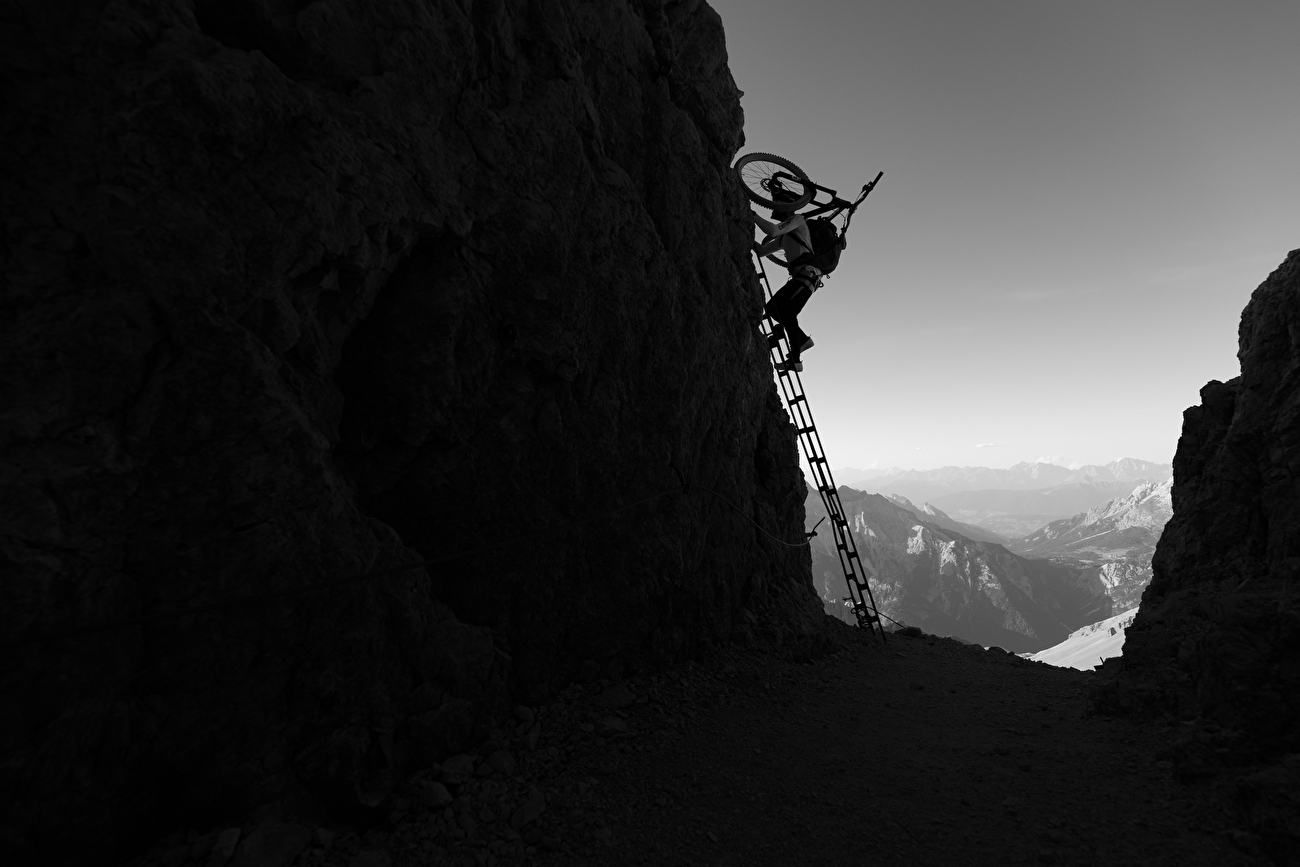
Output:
[{"xmin": 734, "ymin": 152, "xmax": 882, "ymax": 268}]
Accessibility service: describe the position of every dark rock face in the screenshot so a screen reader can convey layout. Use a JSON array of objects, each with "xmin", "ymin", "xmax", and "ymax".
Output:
[
  {"xmin": 1, "ymin": 1, "xmax": 821, "ymax": 862},
  {"xmin": 1097, "ymin": 249, "xmax": 1300, "ymax": 754}
]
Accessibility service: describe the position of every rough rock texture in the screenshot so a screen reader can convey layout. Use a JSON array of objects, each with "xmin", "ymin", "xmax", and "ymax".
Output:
[
  {"xmin": 1, "ymin": 1, "xmax": 823, "ymax": 862},
  {"xmin": 808, "ymin": 488, "xmax": 1111, "ymax": 650},
  {"xmin": 1097, "ymin": 250, "xmax": 1300, "ymax": 744},
  {"xmin": 1096, "ymin": 249, "xmax": 1300, "ymax": 861}
]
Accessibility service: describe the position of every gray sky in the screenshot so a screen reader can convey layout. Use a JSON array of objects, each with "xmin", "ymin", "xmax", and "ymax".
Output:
[{"xmin": 713, "ymin": 0, "xmax": 1300, "ymax": 471}]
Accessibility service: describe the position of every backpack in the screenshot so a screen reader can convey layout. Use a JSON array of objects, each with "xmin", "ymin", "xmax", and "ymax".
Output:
[{"xmin": 790, "ymin": 217, "xmax": 845, "ymax": 275}]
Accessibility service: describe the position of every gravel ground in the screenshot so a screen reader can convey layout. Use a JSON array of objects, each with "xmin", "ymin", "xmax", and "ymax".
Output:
[{"xmin": 138, "ymin": 627, "xmax": 1262, "ymax": 867}]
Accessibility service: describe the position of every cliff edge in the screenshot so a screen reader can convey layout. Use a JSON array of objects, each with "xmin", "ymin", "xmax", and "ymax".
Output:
[
  {"xmin": 1, "ymin": 1, "xmax": 824, "ymax": 861},
  {"xmin": 1096, "ymin": 249, "xmax": 1300, "ymax": 859}
]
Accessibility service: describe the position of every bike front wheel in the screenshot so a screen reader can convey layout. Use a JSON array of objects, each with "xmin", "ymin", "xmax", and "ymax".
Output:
[{"xmin": 734, "ymin": 152, "xmax": 814, "ymax": 211}]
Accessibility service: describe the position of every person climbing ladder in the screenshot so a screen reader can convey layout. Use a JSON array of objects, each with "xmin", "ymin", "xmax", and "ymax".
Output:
[
  {"xmin": 751, "ymin": 193, "xmax": 824, "ymax": 373},
  {"xmin": 735, "ymin": 152, "xmax": 877, "ymax": 373},
  {"xmin": 733, "ymin": 152, "xmax": 889, "ymax": 641}
]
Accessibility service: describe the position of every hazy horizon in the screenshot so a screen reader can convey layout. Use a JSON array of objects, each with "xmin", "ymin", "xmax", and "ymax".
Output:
[
  {"xmin": 714, "ymin": 0, "xmax": 1299, "ymax": 471},
  {"xmin": 839, "ymin": 455, "xmax": 1169, "ymax": 474}
]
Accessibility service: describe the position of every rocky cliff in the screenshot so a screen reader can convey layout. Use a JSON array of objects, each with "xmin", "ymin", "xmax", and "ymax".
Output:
[
  {"xmin": 1096, "ymin": 250, "xmax": 1300, "ymax": 858},
  {"xmin": 1098, "ymin": 250, "xmax": 1300, "ymax": 740},
  {"xmin": 1, "ymin": 2, "xmax": 823, "ymax": 862}
]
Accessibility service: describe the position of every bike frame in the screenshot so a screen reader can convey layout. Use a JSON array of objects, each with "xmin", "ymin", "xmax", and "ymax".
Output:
[
  {"xmin": 764, "ymin": 170, "xmax": 883, "ymax": 267},
  {"xmin": 779, "ymin": 170, "xmax": 883, "ymax": 232}
]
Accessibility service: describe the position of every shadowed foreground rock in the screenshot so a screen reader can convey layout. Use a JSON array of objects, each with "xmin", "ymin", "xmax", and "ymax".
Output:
[
  {"xmin": 1, "ymin": 2, "xmax": 826, "ymax": 863},
  {"xmin": 1095, "ymin": 248, "xmax": 1300, "ymax": 861},
  {"xmin": 128, "ymin": 630, "xmax": 1258, "ymax": 867}
]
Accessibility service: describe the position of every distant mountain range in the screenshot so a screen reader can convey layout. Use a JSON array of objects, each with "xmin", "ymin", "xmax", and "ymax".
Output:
[
  {"xmin": 838, "ymin": 458, "xmax": 1170, "ymax": 495},
  {"xmin": 881, "ymin": 495, "xmax": 1006, "ymax": 544},
  {"xmin": 1008, "ymin": 481, "xmax": 1172, "ymax": 561},
  {"xmin": 806, "ymin": 487, "xmax": 1112, "ymax": 652},
  {"xmin": 836, "ymin": 459, "xmax": 1172, "ymax": 538},
  {"xmin": 1006, "ymin": 480, "xmax": 1174, "ymax": 614}
]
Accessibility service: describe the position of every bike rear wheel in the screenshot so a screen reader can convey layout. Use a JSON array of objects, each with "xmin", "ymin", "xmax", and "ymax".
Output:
[{"xmin": 734, "ymin": 152, "xmax": 814, "ymax": 211}]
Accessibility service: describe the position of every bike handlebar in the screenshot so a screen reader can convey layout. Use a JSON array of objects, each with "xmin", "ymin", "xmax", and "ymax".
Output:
[{"xmin": 840, "ymin": 171, "xmax": 883, "ymax": 236}]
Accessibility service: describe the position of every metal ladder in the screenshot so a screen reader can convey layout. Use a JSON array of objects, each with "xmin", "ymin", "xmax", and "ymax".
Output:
[{"xmin": 754, "ymin": 256, "xmax": 887, "ymax": 643}]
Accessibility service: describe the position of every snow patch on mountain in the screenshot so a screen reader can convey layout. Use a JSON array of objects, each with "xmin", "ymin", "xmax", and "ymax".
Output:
[{"xmin": 1029, "ymin": 607, "xmax": 1139, "ymax": 670}]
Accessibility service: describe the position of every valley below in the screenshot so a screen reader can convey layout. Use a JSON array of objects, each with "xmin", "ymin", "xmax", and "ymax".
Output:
[{"xmin": 811, "ymin": 461, "xmax": 1176, "ymax": 657}]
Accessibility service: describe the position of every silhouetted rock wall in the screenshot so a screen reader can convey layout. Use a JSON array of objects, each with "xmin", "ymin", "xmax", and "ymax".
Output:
[
  {"xmin": 1, "ymin": 1, "xmax": 822, "ymax": 861},
  {"xmin": 1098, "ymin": 249, "xmax": 1300, "ymax": 755}
]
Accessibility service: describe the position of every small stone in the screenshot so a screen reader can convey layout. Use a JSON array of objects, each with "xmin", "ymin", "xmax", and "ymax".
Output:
[
  {"xmin": 348, "ymin": 851, "xmax": 392, "ymax": 867},
  {"xmin": 420, "ymin": 782, "xmax": 453, "ymax": 809},
  {"xmin": 579, "ymin": 661, "xmax": 601, "ymax": 683},
  {"xmin": 542, "ymin": 836, "xmax": 562, "ymax": 852},
  {"xmin": 441, "ymin": 755, "xmax": 475, "ymax": 785},
  {"xmin": 707, "ymin": 831, "xmax": 718, "ymax": 843},
  {"xmin": 510, "ymin": 789, "xmax": 546, "ymax": 830},
  {"xmin": 578, "ymin": 722, "xmax": 594, "ymax": 733},
  {"xmin": 459, "ymin": 814, "xmax": 478, "ymax": 836},
  {"xmin": 897, "ymin": 626, "xmax": 922, "ymax": 638},
  {"xmin": 190, "ymin": 833, "xmax": 218, "ymax": 863},
  {"xmin": 514, "ymin": 705, "xmax": 536, "ymax": 724},
  {"xmin": 488, "ymin": 750, "xmax": 516, "ymax": 776},
  {"xmin": 207, "ymin": 828, "xmax": 241, "ymax": 867},
  {"xmin": 594, "ymin": 829, "xmax": 613, "ymax": 843},
  {"xmin": 315, "ymin": 828, "xmax": 335, "ymax": 849},
  {"xmin": 525, "ymin": 724, "xmax": 541, "ymax": 751},
  {"xmin": 599, "ymin": 682, "xmax": 636, "ymax": 709},
  {"xmin": 596, "ymin": 716, "xmax": 629, "ymax": 737}
]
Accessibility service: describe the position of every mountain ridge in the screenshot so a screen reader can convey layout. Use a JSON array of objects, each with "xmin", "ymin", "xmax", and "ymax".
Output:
[
  {"xmin": 1009, "ymin": 480, "xmax": 1173, "ymax": 562},
  {"xmin": 806, "ymin": 487, "xmax": 1112, "ymax": 652}
]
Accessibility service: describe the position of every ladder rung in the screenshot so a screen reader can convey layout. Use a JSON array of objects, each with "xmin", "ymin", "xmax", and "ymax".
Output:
[
  {"xmin": 789, "ymin": 394, "xmax": 806, "ymax": 404},
  {"xmin": 797, "ymin": 425, "xmax": 816, "ymax": 435},
  {"xmin": 809, "ymin": 455, "xmax": 827, "ymax": 464}
]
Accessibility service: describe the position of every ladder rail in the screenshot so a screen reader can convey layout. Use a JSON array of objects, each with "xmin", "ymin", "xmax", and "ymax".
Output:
[{"xmin": 754, "ymin": 255, "xmax": 887, "ymax": 642}]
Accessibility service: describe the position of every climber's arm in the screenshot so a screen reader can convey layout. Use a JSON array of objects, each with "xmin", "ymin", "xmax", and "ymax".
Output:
[
  {"xmin": 750, "ymin": 211, "xmax": 779, "ymax": 236},
  {"xmin": 751, "ymin": 212, "xmax": 804, "ymax": 256}
]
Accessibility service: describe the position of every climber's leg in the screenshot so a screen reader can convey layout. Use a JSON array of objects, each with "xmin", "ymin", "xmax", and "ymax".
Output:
[{"xmin": 765, "ymin": 277, "xmax": 813, "ymax": 360}]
